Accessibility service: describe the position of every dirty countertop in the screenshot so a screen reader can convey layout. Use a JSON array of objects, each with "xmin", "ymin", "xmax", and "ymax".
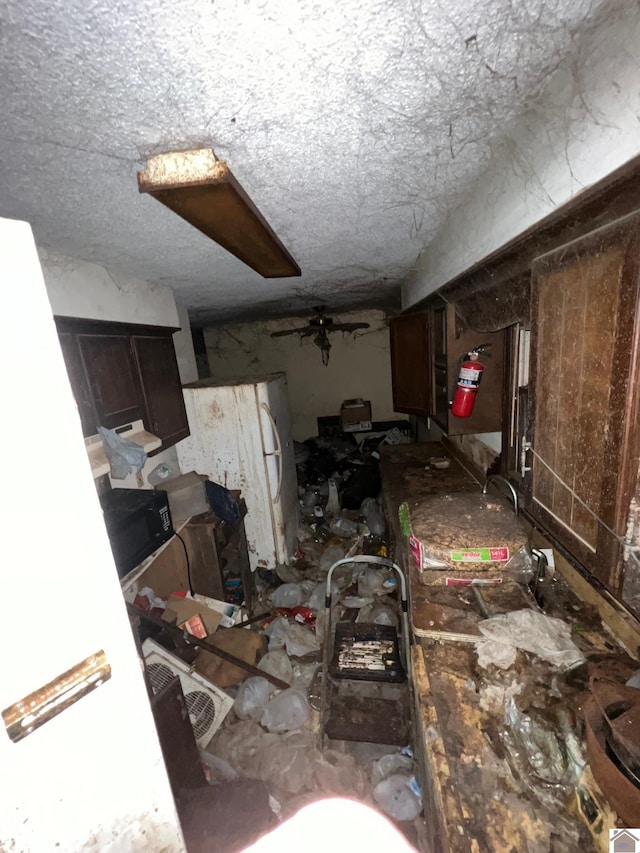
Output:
[{"xmin": 380, "ymin": 442, "xmax": 634, "ymax": 853}]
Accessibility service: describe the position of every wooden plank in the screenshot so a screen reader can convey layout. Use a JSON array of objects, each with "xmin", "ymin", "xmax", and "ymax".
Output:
[
  {"xmin": 571, "ymin": 248, "xmax": 621, "ymax": 544},
  {"xmin": 412, "ymin": 646, "xmax": 464, "ymax": 853},
  {"xmin": 532, "ymin": 266, "xmax": 563, "ymax": 513}
]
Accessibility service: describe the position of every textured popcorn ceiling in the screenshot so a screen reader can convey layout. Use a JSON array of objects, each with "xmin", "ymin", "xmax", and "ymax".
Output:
[{"xmin": 0, "ymin": 0, "xmax": 614, "ymax": 323}]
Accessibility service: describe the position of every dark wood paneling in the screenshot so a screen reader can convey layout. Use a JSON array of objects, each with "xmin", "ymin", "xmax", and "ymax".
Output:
[
  {"xmin": 132, "ymin": 335, "xmax": 189, "ymax": 448},
  {"xmin": 389, "ymin": 313, "xmax": 430, "ymax": 416},
  {"xmin": 528, "ymin": 212, "xmax": 640, "ymax": 590}
]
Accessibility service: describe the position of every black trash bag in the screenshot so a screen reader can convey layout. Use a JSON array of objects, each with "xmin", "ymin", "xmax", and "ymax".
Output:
[{"xmin": 340, "ymin": 462, "xmax": 381, "ymax": 509}]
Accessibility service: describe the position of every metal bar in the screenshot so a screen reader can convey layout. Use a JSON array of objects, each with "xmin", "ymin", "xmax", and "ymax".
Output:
[{"xmin": 127, "ymin": 603, "xmax": 289, "ymax": 690}]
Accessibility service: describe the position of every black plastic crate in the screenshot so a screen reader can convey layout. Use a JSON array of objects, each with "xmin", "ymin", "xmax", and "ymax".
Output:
[{"xmin": 329, "ymin": 622, "xmax": 405, "ymax": 683}]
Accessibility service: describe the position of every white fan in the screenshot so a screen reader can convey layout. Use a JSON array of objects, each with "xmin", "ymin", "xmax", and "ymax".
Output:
[{"xmin": 142, "ymin": 638, "xmax": 233, "ymax": 748}]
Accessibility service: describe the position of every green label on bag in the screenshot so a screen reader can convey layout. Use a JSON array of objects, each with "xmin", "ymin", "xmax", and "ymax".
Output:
[
  {"xmin": 398, "ymin": 502, "xmax": 412, "ymax": 537},
  {"xmin": 450, "ymin": 547, "xmax": 509, "ymax": 562}
]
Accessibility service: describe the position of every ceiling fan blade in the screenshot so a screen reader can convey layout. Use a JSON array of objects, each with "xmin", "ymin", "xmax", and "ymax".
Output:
[
  {"xmin": 325, "ymin": 322, "xmax": 370, "ymax": 333},
  {"xmin": 271, "ymin": 326, "xmax": 318, "ymax": 337},
  {"xmin": 271, "ymin": 327, "xmax": 312, "ymax": 337}
]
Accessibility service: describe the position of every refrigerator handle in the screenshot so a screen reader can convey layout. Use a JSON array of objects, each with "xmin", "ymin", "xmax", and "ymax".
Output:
[{"xmin": 260, "ymin": 402, "xmax": 283, "ymax": 503}]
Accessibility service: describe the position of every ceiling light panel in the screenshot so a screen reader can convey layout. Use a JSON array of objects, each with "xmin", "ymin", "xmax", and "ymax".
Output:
[{"xmin": 138, "ymin": 149, "xmax": 301, "ymax": 278}]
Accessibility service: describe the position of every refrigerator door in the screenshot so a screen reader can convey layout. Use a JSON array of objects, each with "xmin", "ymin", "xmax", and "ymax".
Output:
[
  {"xmin": 178, "ymin": 380, "xmax": 276, "ymax": 571},
  {"xmin": 256, "ymin": 374, "xmax": 299, "ymax": 565}
]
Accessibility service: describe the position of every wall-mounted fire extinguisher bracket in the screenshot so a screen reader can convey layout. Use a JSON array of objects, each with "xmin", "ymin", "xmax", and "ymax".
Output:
[{"xmin": 451, "ymin": 343, "xmax": 493, "ymax": 419}]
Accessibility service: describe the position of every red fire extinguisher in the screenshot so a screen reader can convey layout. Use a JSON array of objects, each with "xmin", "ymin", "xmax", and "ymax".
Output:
[{"xmin": 451, "ymin": 344, "xmax": 492, "ymax": 418}]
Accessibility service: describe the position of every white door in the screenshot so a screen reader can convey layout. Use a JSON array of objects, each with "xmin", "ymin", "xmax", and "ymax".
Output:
[
  {"xmin": 0, "ymin": 218, "xmax": 185, "ymax": 852},
  {"xmin": 257, "ymin": 374, "xmax": 299, "ymax": 564}
]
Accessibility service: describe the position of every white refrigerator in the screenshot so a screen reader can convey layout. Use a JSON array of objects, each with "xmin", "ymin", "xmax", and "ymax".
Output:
[{"xmin": 177, "ymin": 372, "xmax": 299, "ymax": 571}]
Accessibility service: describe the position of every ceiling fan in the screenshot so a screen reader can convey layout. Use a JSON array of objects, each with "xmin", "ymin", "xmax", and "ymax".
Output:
[{"xmin": 271, "ymin": 306, "xmax": 370, "ymax": 365}]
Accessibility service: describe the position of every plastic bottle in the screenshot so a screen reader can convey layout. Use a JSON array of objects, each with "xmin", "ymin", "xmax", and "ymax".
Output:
[
  {"xmin": 329, "ymin": 516, "xmax": 358, "ymax": 538},
  {"xmin": 361, "ymin": 497, "xmax": 385, "ymax": 536}
]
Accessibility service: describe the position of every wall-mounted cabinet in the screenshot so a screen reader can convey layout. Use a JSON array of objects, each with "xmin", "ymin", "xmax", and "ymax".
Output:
[
  {"xmin": 389, "ymin": 312, "xmax": 430, "ymax": 416},
  {"xmin": 390, "ymin": 303, "xmax": 504, "ymax": 436},
  {"xmin": 56, "ymin": 317, "xmax": 189, "ymax": 454}
]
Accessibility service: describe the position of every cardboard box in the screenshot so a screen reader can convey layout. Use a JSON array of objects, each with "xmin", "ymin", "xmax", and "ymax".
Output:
[
  {"xmin": 340, "ymin": 399, "xmax": 372, "ymax": 432},
  {"xmin": 162, "ymin": 594, "xmax": 223, "ymax": 636}
]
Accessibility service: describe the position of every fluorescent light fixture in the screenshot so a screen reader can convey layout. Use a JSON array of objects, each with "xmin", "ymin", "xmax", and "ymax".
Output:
[{"xmin": 137, "ymin": 148, "xmax": 301, "ymax": 278}]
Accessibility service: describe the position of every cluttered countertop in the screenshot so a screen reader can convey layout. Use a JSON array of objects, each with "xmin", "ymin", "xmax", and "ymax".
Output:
[{"xmin": 380, "ymin": 442, "xmax": 640, "ymax": 853}]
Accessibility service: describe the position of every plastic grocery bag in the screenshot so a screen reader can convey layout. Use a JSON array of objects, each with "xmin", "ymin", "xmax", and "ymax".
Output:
[
  {"xmin": 258, "ymin": 650, "xmax": 294, "ymax": 684},
  {"xmin": 98, "ymin": 426, "xmax": 147, "ymax": 479},
  {"xmin": 260, "ymin": 688, "xmax": 311, "ymax": 732},
  {"xmin": 476, "ymin": 609, "xmax": 585, "ymax": 670},
  {"xmin": 373, "ymin": 774, "xmax": 422, "ymax": 821},
  {"xmin": 233, "ymin": 677, "xmax": 275, "ymax": 720}
]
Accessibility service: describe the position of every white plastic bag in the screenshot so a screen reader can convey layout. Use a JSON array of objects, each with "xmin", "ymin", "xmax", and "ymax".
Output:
[
  {"xmin": 271, "ymin": 583, "xmax": 303, "ymax": 608},
  {"xmin": 308, "ymin": 580, "xmax": 339, "ymax": 612},
  {"xmin": 258, "ymin": 650, "xmax": 293, "ymax": 685},
  {"xmin": 97, "ymin": 426, "xmax": 147, "ymax": 479},
  {"xmin": 356, "ymin": 603, "xmax": 398, "ymax": 628},
  {"xmin": 261, "ymin": 688, "xmax": 311, "ymax": 732},
  {"xmin": 373, "ymin": 773, "xmax": 422, "ymax": 821},
  {"xmin": 476, "ymin": 609, "xmax": 585, "ymax": 670},
  {"xmin": 370, "ymin": 752, "xmax": 414, "ymax": 787},
  {"xmin": 233, "ymin": 676, "xmax": 275, "ymax": 720},
  {"xmin": 265, "ymin": 616, "xmax": 321, "ymax": 657},
  {"xmin": 358, "ymin": 568, "xmax": 396, "ymax": 598}
]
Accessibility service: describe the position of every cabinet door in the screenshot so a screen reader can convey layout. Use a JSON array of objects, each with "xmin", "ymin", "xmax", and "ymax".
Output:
[
  {"xmin": 389, "ymin": 313, "xmax": 430, "ymax": 415},
  {"xmin": 78, "ymin": 334, "xmax": 143, "ymax": 429},
  {"xmin": 58, "ymin": 331, "xmax": 98, "ymax": 436},
  {"xmin": 132, "ymin": 335, "xmax": 189, "ymax": 447},
  {"xmin": 527, "ymin": 213, "xmax": 640, "ymax": 590}
]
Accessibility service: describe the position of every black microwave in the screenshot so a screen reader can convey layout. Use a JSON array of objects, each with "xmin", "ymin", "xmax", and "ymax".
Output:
[{"xmin": 100, "ymin": 488, "xmax": 174, "ymax": 578}]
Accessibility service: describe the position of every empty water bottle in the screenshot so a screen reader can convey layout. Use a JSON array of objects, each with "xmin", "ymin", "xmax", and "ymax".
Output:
[
  {"xmin": 361, "ymin": 497, "xmax": 385, "ymax": 536},
  {"xmin": 329, "ymin": 516, "xmax": 358, "ymax": 538}
]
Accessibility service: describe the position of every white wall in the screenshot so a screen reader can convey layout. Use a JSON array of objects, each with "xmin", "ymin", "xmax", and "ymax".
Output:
[
  {"xmin": 39, "ymin": 248, "xmax": 179, "ymax": 327},
  {"xmin": 38, "ymin": 248, "xmax": 198, "ymax": 487},
  {"xmin": 403, "ymin": 4, "xmax": 640, "ymax": 308},
  {"xmin": 174, "ymin": 300, "xmax": 199, "ymax": 384},
  {"xmin": 204, "ymin": 310, "xmax": 396, "ymax": 440}
]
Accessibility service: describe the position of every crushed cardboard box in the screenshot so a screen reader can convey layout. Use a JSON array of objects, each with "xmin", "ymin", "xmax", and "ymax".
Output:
[
  {"xmin": 194, "ymin": 628, "xmax": 267, "ymax": 687},
  {"xmin": 162, "ymin": 594, "xmax": 223, "ymax": 636}
]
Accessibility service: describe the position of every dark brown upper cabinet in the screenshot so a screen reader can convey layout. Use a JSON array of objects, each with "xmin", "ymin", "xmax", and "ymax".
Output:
[
  {"xmin": 131, "ymin": 335, "xmax": 189, "ymax": 448},
  {"xmin": 57, "ymin": 331, "xmax": 98, "ymax": 436},
  {"xmin": 526, "ymin": 212, "xmax": 640, "ymax": 592},
  {"xmin": 390, "ymin": 312, "xmax": 430, "ymax": 416},
  {"xmin": 390, "ymin": 304, "xmax": 504, "ymax": 435},
  {"xmin": 55, "ymin": 318, "xmax": 190, "ymax": 454},
  {"xmin": 78, "ymin": 333, "xmax": 143, "ymax": 430}
]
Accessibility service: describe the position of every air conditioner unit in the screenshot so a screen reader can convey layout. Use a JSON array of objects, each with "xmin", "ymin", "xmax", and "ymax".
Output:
[{"xmin": 142, "ymin": 639, "xmax": 233, "ymax": 748}]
